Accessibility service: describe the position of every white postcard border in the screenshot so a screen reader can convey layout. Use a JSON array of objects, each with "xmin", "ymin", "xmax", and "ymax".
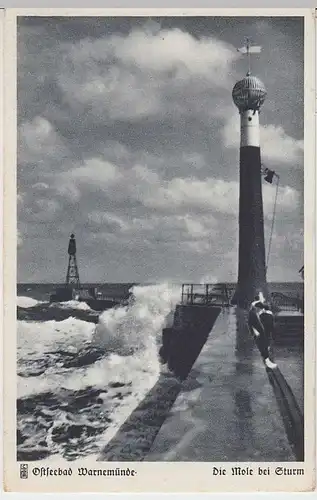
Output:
[{"xmin": 2, "ymin": 7, "xmax": 316, "ymax": 493}]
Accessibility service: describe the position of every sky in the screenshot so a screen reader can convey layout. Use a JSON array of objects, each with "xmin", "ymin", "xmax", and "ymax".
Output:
[{"xmin": 17, "ymin": 15, "xmax": 304, "ymax": 283}]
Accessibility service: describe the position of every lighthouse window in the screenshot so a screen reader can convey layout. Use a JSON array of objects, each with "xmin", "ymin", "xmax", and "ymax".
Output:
[{"xmin": 248, "ymin": 117, "xmax": 252, "ymax": 121}]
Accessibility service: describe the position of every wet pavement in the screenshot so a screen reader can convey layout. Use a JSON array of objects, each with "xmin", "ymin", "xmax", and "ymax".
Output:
[{"xmin": 147, "ymin": 307, "xmax": 298, "ymax": 461}]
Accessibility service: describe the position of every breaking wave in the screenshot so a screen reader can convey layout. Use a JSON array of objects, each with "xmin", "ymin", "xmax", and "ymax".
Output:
[
  {"xmin": 94, "ymin": 283, "xmax": 179, "ymax": 352},
  {"xmin": 17, "ymin": 296, "xmax": 45, "ymax": 308},
  {"xmin": 17, "ymin": 283, "xmax": 179, "ymax": 460},
  {"xmin": 50, "ymin": 300, "xmax": 92, "ymax": 311}
]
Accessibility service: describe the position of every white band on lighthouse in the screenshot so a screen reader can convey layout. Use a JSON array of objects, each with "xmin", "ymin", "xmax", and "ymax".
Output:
[{"xmin": 240, "ymin": 109, "xmax": 260, "ymax": 148}]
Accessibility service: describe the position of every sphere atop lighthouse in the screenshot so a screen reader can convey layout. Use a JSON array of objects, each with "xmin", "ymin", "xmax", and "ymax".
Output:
[{"xmin": 232, "ymin": 73, "xmax": 267, "ymax": 112}]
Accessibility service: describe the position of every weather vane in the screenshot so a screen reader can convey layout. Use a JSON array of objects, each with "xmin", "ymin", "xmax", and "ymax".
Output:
[{"xmin": 237, "ymin": 37, "xmax": 262, "ymax": 75}]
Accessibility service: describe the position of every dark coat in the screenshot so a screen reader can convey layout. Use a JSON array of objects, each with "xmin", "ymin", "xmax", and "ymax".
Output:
[{"xmin": 248, "ymin": 308, "xmax": 265, "ymax": 337}]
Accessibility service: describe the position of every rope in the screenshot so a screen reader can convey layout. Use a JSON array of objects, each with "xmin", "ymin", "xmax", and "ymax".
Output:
[{"xmin": 266, "ymin": 175, "xmax": 279, "ymax": 271}]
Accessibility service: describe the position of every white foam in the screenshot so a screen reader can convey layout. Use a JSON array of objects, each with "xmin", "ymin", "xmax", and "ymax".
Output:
[
  {"xmin": 52, "ymin": 300, "xmax": 92, "ymax": 311},
  {"xmin": 17, "ymin": 296, "xmax": 44, "ymax": 308},
  {"xmin": 17, "ymin": 317, "xmax": 95, "ymax": 361},
  {"xmin": 17, "ymin": 283, "xmax": 180, "ymax": 453}
]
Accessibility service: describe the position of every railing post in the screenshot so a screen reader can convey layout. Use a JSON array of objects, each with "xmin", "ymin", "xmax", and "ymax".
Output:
[
  {"xmin": 206, "ymin": 284, "xmax": 208, "ymax": 304},
  {"xmin": 191, "ymin": 284, "xmax": 193, "ymax": 304},
  {"xmin": 181, "ymin": 284, "xmax": 184, "ymax": 304}
]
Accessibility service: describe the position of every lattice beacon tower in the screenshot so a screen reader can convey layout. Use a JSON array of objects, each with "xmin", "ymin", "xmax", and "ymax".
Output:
[
  {"xmin": 66, "ymin": 233, "xmax": 80, "ymax": 288},
  {"xmin": 231, "ymin": 73, "xmax": 269, "ymax": 308}
]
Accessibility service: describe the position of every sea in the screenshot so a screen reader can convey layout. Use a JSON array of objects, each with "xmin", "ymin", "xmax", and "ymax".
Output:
[{"xmin": 16, "ymin": 281, "xmax": 303, "ymax": 462}]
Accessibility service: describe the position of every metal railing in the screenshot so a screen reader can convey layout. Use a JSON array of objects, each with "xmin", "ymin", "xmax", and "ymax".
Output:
[
  {"xmin": 270, "ymin": 292, "xmax": 304, "ymax": 313},
  {"xmin": 181, "ymin": 283, "xmax": 231, "ymax": 307},
  {"xmin": 180, "ymin": 285, "xmax": 303, "ymax": 312}
]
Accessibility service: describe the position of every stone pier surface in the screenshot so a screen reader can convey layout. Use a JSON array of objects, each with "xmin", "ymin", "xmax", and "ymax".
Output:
[
  {"xmin": 146, "ymin": 308, "xmax": 296, "ymax": 461},
  {"xmin": 273, "ymin": 311, "xmax": 304, "ymax": 413}
]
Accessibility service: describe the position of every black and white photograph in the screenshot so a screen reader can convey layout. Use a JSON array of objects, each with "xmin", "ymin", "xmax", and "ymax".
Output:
[{"xmin": 3, "ymin": 8, "xmax": 316, "ymax": 493}]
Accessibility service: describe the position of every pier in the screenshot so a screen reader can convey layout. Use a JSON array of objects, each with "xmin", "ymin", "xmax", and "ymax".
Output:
[
  {"xmin": 147, "ymin": 306, "xmax": 303, "ymax": 462},
  {"xmin": 99, "ymin": 286, "xmax": 304, "ymax": 462}
]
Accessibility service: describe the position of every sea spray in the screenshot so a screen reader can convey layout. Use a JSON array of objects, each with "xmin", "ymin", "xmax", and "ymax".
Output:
[
  {"xmin": 83, "ymin": 282, "xmax": 181, "ymax": 448},
  {"xmin": 93, "ymin": 282, "xmax": 180, "ymax": 352},
  {"xmin": 199, "ymin": 274, "xmax": 218, "ymax": 285}
]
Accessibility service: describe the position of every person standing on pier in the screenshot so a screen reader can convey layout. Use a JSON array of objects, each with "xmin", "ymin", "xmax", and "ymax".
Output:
[{"xmin": 248, "ymin": 297, "xmax": 277, "ymax": 369}]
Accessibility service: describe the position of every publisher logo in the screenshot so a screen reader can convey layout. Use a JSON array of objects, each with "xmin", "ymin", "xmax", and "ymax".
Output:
[{"xmin": 20, "ymin": 463, "xmax": 28, "ymax": 479}]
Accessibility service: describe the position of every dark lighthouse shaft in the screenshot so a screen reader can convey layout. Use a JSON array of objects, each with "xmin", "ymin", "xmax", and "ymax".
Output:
[{"xmin": 231, "ymin": 68, "xmax": 269, "ymax": 308}]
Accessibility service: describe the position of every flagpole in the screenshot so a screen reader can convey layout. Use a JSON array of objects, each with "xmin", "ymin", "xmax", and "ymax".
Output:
[{"xmin": 246, "ymin": 37, "xmax": 251, "ymax": 74}]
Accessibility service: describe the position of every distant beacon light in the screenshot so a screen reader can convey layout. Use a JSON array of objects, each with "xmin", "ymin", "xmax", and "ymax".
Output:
[{"xmin": 231, "ymin": 39, "xmax": 269, "ymax": 308}]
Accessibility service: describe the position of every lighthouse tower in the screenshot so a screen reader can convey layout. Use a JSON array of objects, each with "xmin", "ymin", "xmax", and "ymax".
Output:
[
  {"xmin": 231, "ymin": 47, "xmax": 268, "ymax": 308},
  {"xmin": 66, "ymin": 233, "xmax": 80, "ymax": 288}
]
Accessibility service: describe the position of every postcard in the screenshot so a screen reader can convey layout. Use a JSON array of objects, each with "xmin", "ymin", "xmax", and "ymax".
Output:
[{"xmin": 2, "ymin": 7, "xmax": 316, "ymax": 492}]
